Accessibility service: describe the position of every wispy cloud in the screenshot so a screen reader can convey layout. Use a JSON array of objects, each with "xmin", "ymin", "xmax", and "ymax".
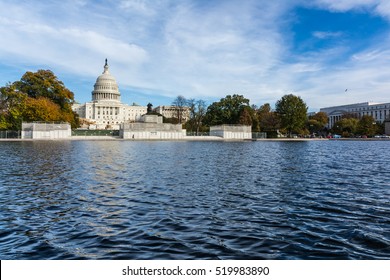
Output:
[
  {"xmin": 311, "ymin": 0, "xmax": 390, "ymax": 20},
  {"xmin": 311, "ymin": 0, "xmax": 378, "ymax": 11},
  {"xmin": 312, "ymin": 31, "xmax": 343, "ymax": 39}
]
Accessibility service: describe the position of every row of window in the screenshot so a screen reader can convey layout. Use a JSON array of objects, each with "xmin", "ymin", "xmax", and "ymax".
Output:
[
  {"xmin": 354, "ymin": 110, "xmax": 389, "ymax": 120},
  {"xmin": 351, "ymin": 105, "xmax": 390, "ymax": 111},
  {"xmin": 328, "ymin": 110, "xmax": 389, "ymax": 126}
]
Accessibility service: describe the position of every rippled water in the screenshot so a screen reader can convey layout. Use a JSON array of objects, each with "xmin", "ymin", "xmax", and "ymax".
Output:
[{"xmin": 0, "ymin": 140, "xmax": 389, "ymax": 259}]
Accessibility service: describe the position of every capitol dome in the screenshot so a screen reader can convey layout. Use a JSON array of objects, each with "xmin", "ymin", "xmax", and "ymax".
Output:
[{"xmin": 92, "ymin": 59, "xmax": 120, "ymax": 103}]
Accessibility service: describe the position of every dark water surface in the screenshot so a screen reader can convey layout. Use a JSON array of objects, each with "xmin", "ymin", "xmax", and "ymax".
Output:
[{"xmin": 0, "ymin": 140, "xmax": 389, "ymax": 259}]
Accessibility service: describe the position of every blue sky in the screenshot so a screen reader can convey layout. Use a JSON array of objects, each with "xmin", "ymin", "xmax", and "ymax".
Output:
[{"xmin": 1, "ymin": 0, "xmax": 390, "ymax": 111}]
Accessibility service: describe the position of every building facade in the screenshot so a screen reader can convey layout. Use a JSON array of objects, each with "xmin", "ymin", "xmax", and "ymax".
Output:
[
  {"xmin": 153, "ymin": 105, "xmax": 190, "ymax": 123},
  {"xmin": 320, "ymin": 102, "xmax": 390, "ymax": 128},
  {"xmin": 72, "ymin": 60, "xmax": 147, "ymax": 129}
]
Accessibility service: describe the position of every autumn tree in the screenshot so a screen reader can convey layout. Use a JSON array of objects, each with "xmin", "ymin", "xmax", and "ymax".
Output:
[
  {"xmin": 23, "ymin": 97, "xmax": 62, "ymax": 122},
  {"xmin": 275, "ymin": 94, "xmax": 308, "ymax": 137},
  {"xmin": 0, "ymin": 69, "xmax": 79, "ymax": 129},
  {"xmin": 257, "ymin": 103, "xmax": 281, "ymax": 134},
  {"xmin": 16, "ymin": 70, "xmax": 74, "ymax": 110},
  {"xmin": 307, "ymin": 111, "xmax": 328, "ymax": 134}
]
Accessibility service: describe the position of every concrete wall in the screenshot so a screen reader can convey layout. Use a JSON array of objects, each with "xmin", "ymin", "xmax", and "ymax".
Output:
[
  {"xmin": 210, "ymin": 125, "xmax": 252, "ymax": 139},
  {"xmin": 120, "ymin": 123, "xmax": 185, "ymax": 139},
  {"xmin": 140, "ymin": 115, "xmax": 163, "ymax": 124},
  {"xmin": 22, "ymin": 123, "xmax": 71, "ymax": 139}
]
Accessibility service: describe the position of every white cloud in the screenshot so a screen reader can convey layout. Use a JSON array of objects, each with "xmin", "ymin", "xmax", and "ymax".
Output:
[
  {"xmin": 311, "ymin": 0, "xmax": 378, "ymax": 12},
  {"xmin": 1, "ymin": 0, "xmax": 390, "ymax": 109},
  {"xmin": 147, "ymin": 1, "xmax": 289, "ymax": 102},
  {"xmin": 293, "ymin": 43, "xmax": 390, "ymax": 109},
  {"xmin": 352, "ymin": 49, "xmax": 390, "ymax": 61},
  {"xmin": 312, "ymin": 0, "xmax": 390, "ymax": 21},
  {"xmin": 119, "ymin": 0, "xmax": 156, "ymax": 16},
  {"xmin": 312, "ymin": 31, "xmax": 343, "ymax": 39},
  {"xmin": 0, "ymin": 18, "xmax": 148, "ymax": 74},
  {"xmin": 374, "ymin": 1, "xmax": 390, "ymax": 20}
]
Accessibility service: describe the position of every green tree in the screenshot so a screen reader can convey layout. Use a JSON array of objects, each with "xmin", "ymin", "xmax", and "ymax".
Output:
[
  {"xmin": 0, "ymin": 85, "xmax": 28, "ymax": 130},
  {"xmin": 275, "ymin": 94, "xmax": 308, "ymax": 137},
  {"xmin": 256, "ymin": 103, "xmax": 281, "ymax": 134},
  {"xmin": 333, "ymin": 117, "xmax": 359, "ymax": 137},
  {"xmin": 357, "ymin": 115, "xmax": 378, "ymax": 137},
  {"xmin": 261, "ymin": 112, "xmax": 281, "ymax": 132},
  {"xmin": 0, "ymin": 115, "xmax": 7, "ymax": 130},
  {"xmin": 250, "ymin": 105, "xmax": 260, "ymax": 132},
  {"xmin": 257, "ymin": 103, "xmax": 271, "ymax": 117},
  {"xmin": 307, "ymin": 112, "xmax": 328, "ymax": 134},
  {"xmin": 261, "ymin": 113, "xmax": 281, "ymax": 134},
  {"xmin": 204, "ymin": 94, "xmax": 251, "ymax": 126},
  {"xmin": 238, "ymin": 106, "xmax": 252, "ymax": 126}
]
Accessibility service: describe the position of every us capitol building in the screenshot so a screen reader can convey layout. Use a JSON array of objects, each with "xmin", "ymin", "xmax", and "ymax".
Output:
[{"xmin": 72, "ymin": 59, "xmax": 147, "ymax": 129}]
